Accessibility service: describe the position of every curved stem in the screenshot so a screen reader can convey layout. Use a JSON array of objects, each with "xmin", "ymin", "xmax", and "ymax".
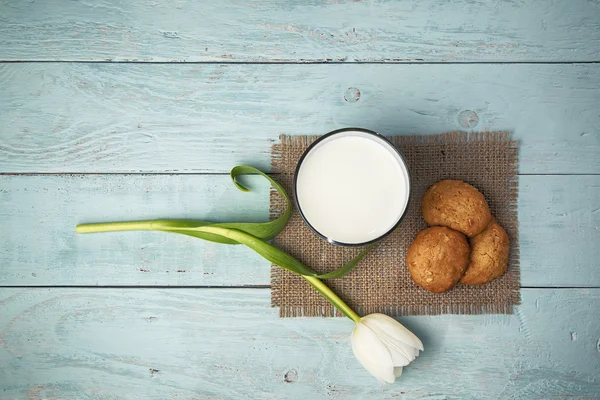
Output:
[
  {"xmin": 77, "ymin": 221, "xmax": 363, "ymax": 322},
  {"xmin": 77, "ymin": 223, "xmax": 364, "ymax": 323},
  {"xmin": 302, "ymin": 275, "xmax": 361, "ymax": 323}
]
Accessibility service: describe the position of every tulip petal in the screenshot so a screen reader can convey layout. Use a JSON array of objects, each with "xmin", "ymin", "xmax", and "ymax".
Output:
[
  {"xmin": 387, "ymin": 341, "xmax": 413, "ymax": 367},
  {"xmin": 394, "ymin": 367, "xmax": 403, "ymax": 377},
  {"xmin": 351, "ymin": 322, "xmax": 396, "ymax": 384},
  {"xmin": 362, "ymin": 314, "xmax": 424, "ymax": 351}
]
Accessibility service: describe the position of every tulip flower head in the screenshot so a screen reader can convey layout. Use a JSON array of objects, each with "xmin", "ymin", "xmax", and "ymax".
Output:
[{"xmin": 351, "ymin": 313, "xmax": 423, "ymax": 383}]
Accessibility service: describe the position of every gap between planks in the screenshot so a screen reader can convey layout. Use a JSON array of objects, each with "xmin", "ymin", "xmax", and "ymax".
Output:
[
  {"xmin": 1, "ymin": 285, "xmax": 599, "ymax": 289},
  {"xmin": 2, "ymin": 60, "xmax": 600, "ymax": 65},
  {"xmin": 0, "ymin": 285, "xmax": 271, "ymax": 289},
  {"xmin": 1, "ymin": 172, "xmax": 600, "ymax": 177}
]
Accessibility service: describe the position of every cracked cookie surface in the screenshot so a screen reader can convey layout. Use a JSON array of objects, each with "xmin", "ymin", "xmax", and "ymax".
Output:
[
  {"xmin": 422, "ymin": 180, "xmax": 492, "ymax": 237},
  {"xmin": 407, "ymin": 226, "xmax": 470, "ymax": 293},
  {"xmin": 461, "ymin": 219, "xmax": 510, "ymax": 285}
]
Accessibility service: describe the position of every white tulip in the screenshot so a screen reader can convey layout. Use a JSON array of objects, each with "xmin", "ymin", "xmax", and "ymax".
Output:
[
  {"xmin": 351, "ymin": 313, "xmax": 424, "ymax": 383},
  {"xmin": 295, "ymin": 276, "xmax": 424, "ymax": 384},
  {"xmin": 77, "ymin": 167, "xmax": 425, "ymax": 386}
]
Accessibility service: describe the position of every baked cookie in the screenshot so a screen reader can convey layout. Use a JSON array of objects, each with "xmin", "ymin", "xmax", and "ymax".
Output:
[
  {"xmin": 461, "ymin": 219, "xmax": 510, "ymax": 285},
  {"xmin": 407, "ymin": 226, "xmax": 470, "ymax": 293},
  {"xmin": 422, "ymin": 180, "xmax": 492, "ymax": 237}
]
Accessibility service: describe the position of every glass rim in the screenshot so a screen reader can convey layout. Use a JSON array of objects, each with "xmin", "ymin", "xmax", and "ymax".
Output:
[{"xmin": 293, "ymin": 127, "xmax": 412, "ymax": 247}]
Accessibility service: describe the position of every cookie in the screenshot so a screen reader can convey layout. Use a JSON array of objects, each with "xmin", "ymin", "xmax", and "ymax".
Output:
[
  {"xmin": 422, "ymin": 180, "xmax": 492, "ymax": 237},
  {"xmin": 407, "ymin": 226, "xmax": 470, "ymax": 293},
  {"xmin": 461, "ymin": 219, "xmax": 510, "ymax": 285}
]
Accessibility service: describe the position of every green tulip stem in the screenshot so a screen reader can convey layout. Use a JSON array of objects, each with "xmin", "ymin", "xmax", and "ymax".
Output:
[
  {"xmin": 76, "ymin": 165, "xmax": 371, "ymax": 323},
  {"xmin": 303, "ymin": 275, "xmax": 361, "ymax": 322},
  {"xmin": 76, "ymin": 220, "xmax": 155, "ymax": 233}
]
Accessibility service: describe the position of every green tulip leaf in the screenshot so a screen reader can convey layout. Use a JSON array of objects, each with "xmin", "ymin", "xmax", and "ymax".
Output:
[
  {"xmin": 315, "ymin": 244, "xmax": 375, "ymax": 279},
  {"xmin": 76, "ymin": 165, "xmax": 373, "ymax": 280}
]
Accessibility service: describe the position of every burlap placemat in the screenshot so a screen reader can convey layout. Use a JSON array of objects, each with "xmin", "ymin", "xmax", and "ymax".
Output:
[{"xmin": 270, "ymin": 132, "xmax": 520, "ymax": 317}]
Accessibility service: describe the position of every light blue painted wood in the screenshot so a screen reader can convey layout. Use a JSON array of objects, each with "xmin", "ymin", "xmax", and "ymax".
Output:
[
  {"xmin": 1, "ymin": 174, "xmax": 598, "ymax": 287},
  {"xmin": 519, "ymin": 176, "xmax": 600, "ymax": 287},
  {"xmin": 0, "ymin": 174, "xmax": 271, "ymax": 287},
  {"xmin": 0, "ymin": 288, "xmax": 598, "ymax": 399},
  {"xmin": 1, "ymin": 63, "xmax": 599, "ymax": 174},
  {"xmin": 1, "ymin": 1, "xmax": 598, "ymax": 398},
  {"xmin": 1, "ymin": 0, "xmax": 599, "ymax": 62}
]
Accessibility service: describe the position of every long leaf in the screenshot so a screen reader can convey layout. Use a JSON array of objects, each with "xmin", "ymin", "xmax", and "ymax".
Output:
[
  {"xmin": 185, "ymin": 225, "xmax": 374, "ymax": 279},
  {"xmin": 169, "ymin": 166, "xmax": 291, "ymax": 243},
  {"xmin": 77, "ymin": 166, "xmax": 291, "ymax": 245},
  {"xmin": 315, "ymin": 244, "xmax": 375, "ymax": 279},
  {"xmin": 76, "ymin": 165, "xmax": 373, "ymax": 280},
  {"xmin": 196, "ymin": 226, "xmax": 317, "ymax": 276},
  {"xmin": 213, "ymin": 166, "xmax": 292, "ymax": 241}
]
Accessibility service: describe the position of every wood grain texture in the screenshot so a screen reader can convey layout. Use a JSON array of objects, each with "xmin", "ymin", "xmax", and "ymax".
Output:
[
  {"xmin": 1, "ymin": 0, "xmax": 600, "ymax": 62},
  {"xmin": 1, "ymin": 174, "xmax": 598, "ymax": 287},
  {"xmin": 519, "ymin": 176, "xmax": 600, "ymax": 287},
  {"xmin": 1, "ymin": 63, "xmax": 599, "ymax": 174},
  {"xmin": 0, "ymin": 288, "xmax": 598, "ymax": 399},
  {"xmin": 0, "ymin": 174, "xmax": 272, "ymax": 287}
]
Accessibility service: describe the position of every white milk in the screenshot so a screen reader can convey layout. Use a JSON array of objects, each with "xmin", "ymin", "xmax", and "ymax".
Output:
[{"xmin": 295, "ymin": 130, "xmax": 410, "ymax": 244}]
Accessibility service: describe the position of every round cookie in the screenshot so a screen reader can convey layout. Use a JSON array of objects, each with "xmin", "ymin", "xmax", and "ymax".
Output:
[
  {"xmin": 407, "ymin": 226, "xmax": 470, "ymax": 293},
  {"xmin": 461, "ymin": 219, "xmax": 510, "ymax": 285},
  {"xmin": 422, "ymin": 180, "xmax": 492, "ymax": 237}
]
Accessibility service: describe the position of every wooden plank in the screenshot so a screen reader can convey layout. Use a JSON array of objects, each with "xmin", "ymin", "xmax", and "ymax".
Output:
[
  {"xmin": 1, "ymin": 174, "xmax": 598, "ymax": 287},
  {"xmin": 519, "ymin": 176, "xmax": 600, "ymax": 288},
  {"xmin": 0, "ymin": 174, "xmax": 272, "ymax": 287},
  {"xmin": 1, "ymin": 0, "xmax": 599, "ymax": 62},
  {"xmin": 0, "ymin": 288, "xmax": 598, "ymax": 399},
  {"xmin": 1, "ymin": 63, "xmax": 599, "ymax": 174}
]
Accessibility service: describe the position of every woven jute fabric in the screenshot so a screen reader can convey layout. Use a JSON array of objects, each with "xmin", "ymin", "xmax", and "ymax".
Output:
[{"xmin": 270, "ymin": 132, "xmax": 520, "ymax": 317}]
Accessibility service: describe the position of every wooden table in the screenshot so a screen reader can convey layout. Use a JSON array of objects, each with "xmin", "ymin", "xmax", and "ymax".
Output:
[{"xmin": 1, "ymin": 1, "xmax": 599, "ymax": 398}]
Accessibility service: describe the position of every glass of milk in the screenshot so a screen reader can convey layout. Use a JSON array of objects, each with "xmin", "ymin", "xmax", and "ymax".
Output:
[{"xmin": 294, "ymin": 128, "xmax": 411, "ymax": 246}]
